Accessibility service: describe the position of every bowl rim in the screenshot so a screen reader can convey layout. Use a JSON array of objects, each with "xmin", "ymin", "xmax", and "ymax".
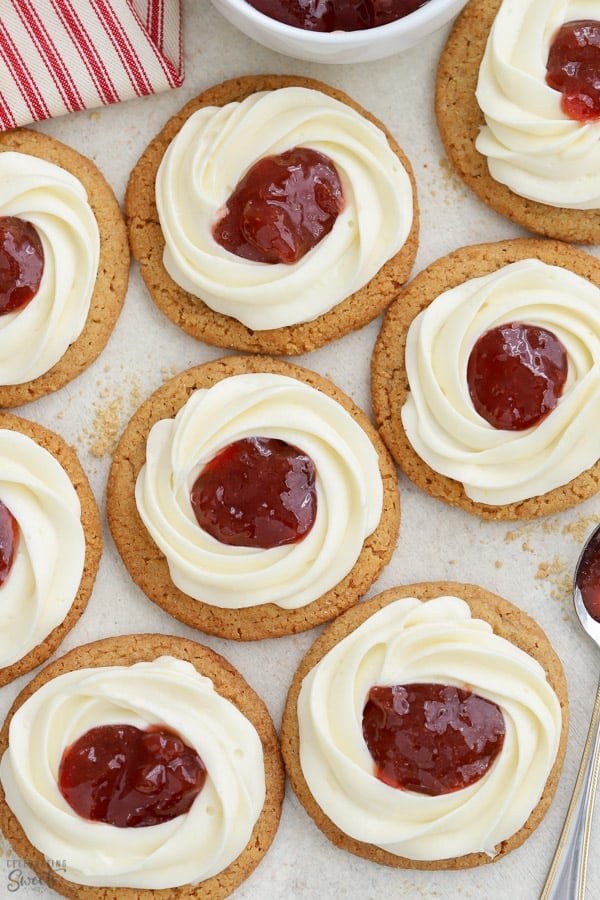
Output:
[{"xmin": 211, "ymin": 0, "xmax": 467, "ymax": 45}]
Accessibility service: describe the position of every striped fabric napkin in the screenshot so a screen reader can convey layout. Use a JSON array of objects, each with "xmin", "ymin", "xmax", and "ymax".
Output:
[{"xmin": 0, "ymin": 0, "xmax": 184, "ymax": 132}]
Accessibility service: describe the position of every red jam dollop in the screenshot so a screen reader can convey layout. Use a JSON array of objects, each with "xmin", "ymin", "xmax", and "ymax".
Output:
[
  {"xmin": 0, "ymin": 216, "xmax": 45, "ymax": 315},
  {"xmin": 0, "ymin": 499, "xmax": 18, "ymax": 587},
  {"xmin": 190, "ymin": 436, "xmax": 317, "ymax": 548},
  {"xmin": 546, "ymin": 20, "xmax": 600, "ymax": 122},
  {"xmin": 466, "ymin": 322, "xmax": 568, "ymax": 431},
  {"xmin": 246, "ymin": 0, "xmax": 430, "ymax": 31},
  {"xmin": 362, "ymin": 683, "xmax": 506, "ymax": 795},
  {"xmin": 575, "ymin": 527, "xmax": 600, "ymax": 622},
  {"xmin": 213, "ymin": 146, "xmax": 344, "ymax": 264},
  {"xmin": 58, "ymin": 724, "xmax": 207, "ymax": 827}
]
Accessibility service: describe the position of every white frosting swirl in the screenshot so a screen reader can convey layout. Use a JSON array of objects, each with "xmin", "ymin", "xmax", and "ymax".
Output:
[
  {"xmin": 156, "ymin": 86, "xmax": 413, "ymax": 329},
  {"xmin": 0, "ymin": 429, "xmax": 85, "ymax": 668},
  {"xmin": 135, "ymin": 372, "xmax": 383, "ymax": 609},
  {"xmin": 0, "ymin": 656, "xmax": 266, "ymax": 889},
  {"xmin": 0, "ymin": 152, "xmax": 99, "ymax": 383},
  {"xmin": 475, "ymin": 0, "xmax": 600, "ymax": 209},
  {"xmin": 401, "ymin": 258, "xmax": 600, "ymax": 505},
  {"xmin": 298, "ymin": 595, "xmax": 561, "ymax": 861}
]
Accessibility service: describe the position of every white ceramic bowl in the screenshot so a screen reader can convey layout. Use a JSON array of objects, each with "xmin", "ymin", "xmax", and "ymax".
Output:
[{"xmin": 210, "ymin": 0, "xmax": 468, "ymax": 64}]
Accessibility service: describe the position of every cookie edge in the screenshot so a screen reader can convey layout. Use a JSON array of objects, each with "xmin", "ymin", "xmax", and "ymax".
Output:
[
  {"xmin": 107, "ymin": 354, "xmax": 400, "ymax": 640},
  {"xmin": 0, "ymin": 128, "xmax": 130, "ymax": 406},
  {"xmin": 371, "ymin": 237, "xmax": 600, "ymax": 520},
  {"xmin": 125, "ymin": 73, "xmax": 419, "ymax": 355},
  {"xmin": 0, "ymin": 632, "xmax": 285, "ymax": 900},
  {"xmin": 0, "ymin": 411, "xmax": 102, "ymax": 687},
  {"xmin": 435, "ymin": 0, "xmax": 600, "ymax": 244},
  {"xmin": 280, "ymin": 580, "xmax": 568, "ymax": 870}
]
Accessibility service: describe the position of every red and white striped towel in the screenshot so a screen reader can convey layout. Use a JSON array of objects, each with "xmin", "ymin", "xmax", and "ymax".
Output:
[{"xmin": 0, "ymin": 0, "xmax": 184, "ymax": 132}]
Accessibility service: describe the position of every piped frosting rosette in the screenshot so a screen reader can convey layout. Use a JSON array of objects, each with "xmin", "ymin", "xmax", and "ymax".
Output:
[
  {"xmin": 135, "ymin": 372, "xmax": 383, "ymax": 609},
  {"xmin": 0, "ymin": 656, "xmax": 265, "ymax": 889},
  {"xmin": 0, "ymin": 152, "xmax": 99, "ymax": 383},
  {"xmin": 401, "ymin": 258, "xmax": 600, "ymax": 505},
  {"xmin": 155, "ymin": 86, "xmax": 413, "ymax": 329},
  {"xmin": 0, "ymin": 429, "xmax": 85, "ymax": 668},
  {"xmin": 475, "ymin": 0, "xmax": 600, "ymax": 209},
  {"xmin": 297, "ymin": 595, "xmax": 562, "ymax": 861}
]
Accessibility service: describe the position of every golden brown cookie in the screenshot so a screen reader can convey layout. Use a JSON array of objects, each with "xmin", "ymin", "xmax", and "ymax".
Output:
[
  {"xmin": 435, "ymin": 0, "xmax": 600, "ymax": 244},
  {"xmin": 0, "ymin": 411, "xmax": 102, "ymax": 687},
  {"xmin": 0, "ymin": 632, "xmax": 285, "ymax": 899},
  {"xmin": 0, "ymin": 128, "xmax": 129, "ymax": 406},
  {"xmin": 125, "ymin": 73, "xmax": 419, "ymax": 355},
  {"xmin": 371, "ymin": 237, "xmax": 600, "ymax": 520},
  {"xmin": 281, "ymin": 581, "xmax": 568, "ymax": 870},
  {"xmin": 107, "ymin": 355, "xmax": 400, "ymax": 640}
]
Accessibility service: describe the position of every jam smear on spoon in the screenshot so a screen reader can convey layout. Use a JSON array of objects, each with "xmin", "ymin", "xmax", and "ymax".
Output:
[
  {"xmin": 59, "ymin": 724, "xmax": 207, "ymax": 827},
  {"xmin": 213, "ymin": 146, "xmax": 343, "ymax": 264},
  {"xmin": 575, "ymin": 528, "xmax": 600, "ymax": 623},
  {"xmin": 190, "ymin": 436, "xmax": 317, "ymax": 548},
  {"xmin": 362, "ymin": 683, "xmax": 505, "ymax": 795}
]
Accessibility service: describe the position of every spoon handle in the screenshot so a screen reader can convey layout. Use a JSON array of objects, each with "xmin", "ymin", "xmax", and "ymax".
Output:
[{"xmin": 541, "ymin": 676, "xmax": 600, "ymax": 900}]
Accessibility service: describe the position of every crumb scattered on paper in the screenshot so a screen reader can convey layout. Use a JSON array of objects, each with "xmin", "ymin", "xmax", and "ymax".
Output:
[
  {"xmin": 503, "ymin": 514, "xmax": 600, "ymax": 620},
  {"xmin": 79, "ymin": 372, "xmax": 142, "ymax": 458},
  {"xmin": 562, "ymin": 516, "xmax": 600, "ymax": 544},
  {"xmin": 426, "ymin": 157, "xmax": 468, "ymax": 205},
  {"xmin": 400, "ymin": 883, "xmax": 441, "ymax": 898},
  {"xmin": 535, "ymin": 555, "xmax": 572, "ymax": 607},
  {"xmin": 505, "ymin": 514, "xmax": 600, "ymax": 548},
  {"xmin": 504, "ymin": 517, "xmax": 559, "ymax": 545},
  {"xmin": 161, "ymin": 364, "xmax": 179, "ymax": 382}
]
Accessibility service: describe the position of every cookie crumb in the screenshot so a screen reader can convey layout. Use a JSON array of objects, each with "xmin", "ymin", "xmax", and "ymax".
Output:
[
  {"xmin": 535, "ymin": 556, "xmax": 572, "ymax": 605},
  {"xmin": 562, "ymin": 516, "xmax": 600, "ymax": 544},
  {"xmin": 83, "ymin": 376, "xmax": 142, "ymax": 458},
  {"xmin": 160, "ymin": 365, "xmax": 179, "ymax": 382}
]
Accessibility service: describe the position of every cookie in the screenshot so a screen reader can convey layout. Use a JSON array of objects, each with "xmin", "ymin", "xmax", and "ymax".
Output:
[
  {"xmin": 435, "ymin": 0, "xmax": 600, "ymax": 244},
  {"xmin": 371, "ymin": 237, "xmax": 600, "ymax": 520},
  {"xmin": 0, "ymin": 633, "xmax": 285, "ymax": 898},
  {"xmin": 0, "ymin": 128, "xmax": 129, "ymax": 406},
  {"xmin": 126, "ymin": 73, "xmax": 418, "ymax": 354},
  {"xmin": 281, "ymin": 581, "xmax": 568, "ymax": 869},
  {"xmin": 0, "ymin": 411, "xmax": 102, "ymax": 686},
  {"xmin": 107, "ymin": 355, "xmax": 400, "ymax": 640}
]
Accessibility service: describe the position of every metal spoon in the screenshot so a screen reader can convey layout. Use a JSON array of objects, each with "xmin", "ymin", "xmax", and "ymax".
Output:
[{"xmin": 542, "ymin": 523, "xmax": 600, "ymax": 900}]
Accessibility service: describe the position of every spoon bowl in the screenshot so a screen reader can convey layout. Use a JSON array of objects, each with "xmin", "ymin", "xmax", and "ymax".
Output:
[
  {"xmin": 574, "ymin": 525, "xmax": 600, "ymax": 646},
  {"xmin": 542, "ymin": 522, "xmax": 600, "ymax": 899},
  {"xmin": 574, "ymin": 584, "xmax": 600, "ymax": 648}
]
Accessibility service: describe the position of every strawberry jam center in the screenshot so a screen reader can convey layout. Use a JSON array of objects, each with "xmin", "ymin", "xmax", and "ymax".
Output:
[
  {"xmin": 190, "ymin": 436, "xmax": 317, "ymax": 548},
  {"xmin": 245, "ymin": 0, "xmax": 430, "ymax": 31},
  {"xmin": 0, "ymin": 499, "xmax": 18, "ymax": 587},
  {"xmin": 467, "ymin": 322, "xmax": 568, "ymax": 431},
  {"xmin": 213, "ymin": 146, "xmax": 344, "ymax": 264},
  {"xmin": 575, "ymin": 528, "xmax": 600, "ymax": 623},
  {"xmin": 58, "ymin": 724, "xmax": 207, "ymax": 827},
  {"xmin": 0, "ymin": 216, "xmax": 44, "ymax": 315},
  {"xmin": 362, "ymin": 683, "xmax": 505, "ymax": 795},
  {"xmin": 546, "ymin": 20, "xmax": 600, "ymax": 121}
]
